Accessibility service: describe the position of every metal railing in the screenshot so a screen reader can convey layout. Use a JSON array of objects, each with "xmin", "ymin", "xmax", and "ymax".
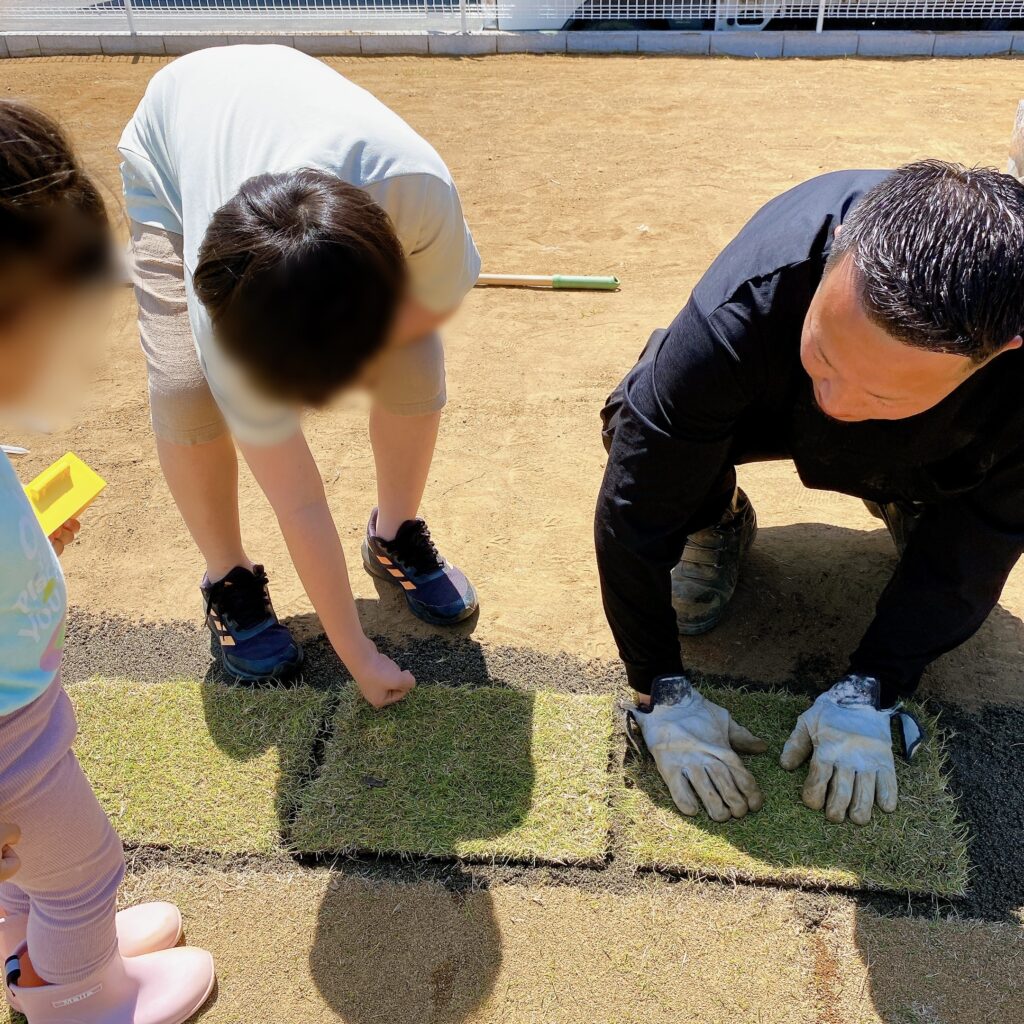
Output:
[{"xmin": 2, "ymin": 0, "xmax": 1022, "ymax": 35}]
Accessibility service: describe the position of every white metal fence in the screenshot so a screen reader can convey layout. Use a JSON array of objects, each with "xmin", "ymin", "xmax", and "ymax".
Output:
[
  {"xmin": 1, "ymin": 0, "xmax": 498, "ymax": 32},
  {"xmin": 2, "ymin": 0, "xmax": 1023, "ymax": 34}
]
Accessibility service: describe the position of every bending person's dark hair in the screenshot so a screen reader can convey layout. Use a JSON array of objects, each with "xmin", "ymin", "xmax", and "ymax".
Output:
[
  {"xmin": 827, "ymin": 159, "xmax": 1024, "ymax": 363},
  {"xmin": 193, "ymin": 168, "xmax": 407, "ymax": 406}
]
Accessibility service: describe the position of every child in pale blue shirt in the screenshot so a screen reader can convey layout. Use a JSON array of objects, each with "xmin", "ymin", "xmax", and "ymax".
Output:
[{"xmin": 0, "ymin": 99, "xmax": 215, "ymax": 1024}]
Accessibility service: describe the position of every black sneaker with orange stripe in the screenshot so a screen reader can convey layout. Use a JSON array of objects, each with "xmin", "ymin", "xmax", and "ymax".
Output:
[
  {"xmin": 361, "ymin": 508, "xmax": 478, "ymax": 626},
  {"xmin": 201, "ymin": 565, "xmax": 303, "ymax": 682}
]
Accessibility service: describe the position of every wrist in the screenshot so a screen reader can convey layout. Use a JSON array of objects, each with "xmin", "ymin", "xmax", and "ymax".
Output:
[
  {"xmin": 334, "ymin": 632, "xmax": 377, "ymax": 675},
  {"xmin": 625, "ymin": 660, "xmax": 684, "ymax": 697},
  {"xmin": 827, "ymin": 674, "xmax": 882, "ymax": 710},
  {"xmin": 649, "ymin": 674, "xmax": 696, "ymax": 710}
]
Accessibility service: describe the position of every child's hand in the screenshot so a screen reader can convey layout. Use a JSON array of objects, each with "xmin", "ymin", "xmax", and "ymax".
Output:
[
  {"xmin": 350, "ymin": 642, "xmax": 416, "ymax": 709},
  {"xmin": 0, "ymin": 823, "xmax": 21, "ymax": 883},
  {"xmin": 49, "ymin": 518, "xmax": 81, "ymax": 557}
]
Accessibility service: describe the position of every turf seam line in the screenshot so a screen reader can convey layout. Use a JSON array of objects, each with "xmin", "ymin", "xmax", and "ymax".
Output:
[
  {"xmin": 277, "ymin": 687, "xmax": 345, "ymax": 846},
  {"xmin": 117, "ymin": 842, "xmax": 977, "ymax": 922}
]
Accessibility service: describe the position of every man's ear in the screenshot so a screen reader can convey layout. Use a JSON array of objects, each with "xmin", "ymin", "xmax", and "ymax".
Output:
[
  {"xmin": 979, "ymin": 335, "xmax": 1024, "ymax": 370},
  {"xmin": 834, "ymin": 224, "xmax": 844, "ymax": 240}
]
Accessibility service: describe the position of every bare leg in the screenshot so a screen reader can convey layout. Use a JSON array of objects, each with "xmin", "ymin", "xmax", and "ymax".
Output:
[
  {"xmin": 369, "ymin": 405, "xmax": 441, "ymax": 541},
  {"xmin": 156, "ymin": 434, "xmax": 252, "ymax": 582}
]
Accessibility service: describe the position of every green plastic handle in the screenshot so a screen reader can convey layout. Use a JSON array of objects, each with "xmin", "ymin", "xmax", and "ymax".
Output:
[{"xmin": 551, "ymin": 275, "xmax": 621, "ymax": 291}]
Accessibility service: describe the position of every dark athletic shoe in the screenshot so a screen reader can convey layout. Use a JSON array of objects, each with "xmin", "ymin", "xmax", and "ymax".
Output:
[
  {"xmin": 671, "ymin": 488, "xmax": 757, "ymax": 636},
  {"xmin": 361, "ymin": 508, "xmax": 478, "ymax": 626},
  {"xmin": 201, "ymin": 565, "xmax": 303, "ymax": 682}
]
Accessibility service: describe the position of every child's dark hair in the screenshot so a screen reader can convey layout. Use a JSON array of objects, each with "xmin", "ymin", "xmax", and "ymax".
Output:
[
  {"xmin": 193, "ymin": 169, "xmax": 407, "ymax": 406},
  {"xmin": 0, "ymin": 100, "xmax": 112, "ymax": 325}
]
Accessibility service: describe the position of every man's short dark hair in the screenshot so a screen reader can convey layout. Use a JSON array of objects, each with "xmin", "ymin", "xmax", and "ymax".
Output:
[
  {"xmin": 193, "ymin": 168, "xmax": 407, "ymax": 405},
  {"xmin": 826, "ymin": 159, "xmax": 1024, "ymax": 363}
]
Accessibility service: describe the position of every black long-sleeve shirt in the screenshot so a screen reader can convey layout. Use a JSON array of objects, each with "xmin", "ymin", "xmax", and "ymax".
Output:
[{"xmin": 595, "ymin": 170, "xmax": 1024, "ymax": 703}]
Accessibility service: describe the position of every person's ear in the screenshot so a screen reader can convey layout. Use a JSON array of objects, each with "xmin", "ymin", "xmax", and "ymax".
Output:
[
  {"xmin": 834, "ymin": 224, "xmax": 844, "ymax": 240},
  {"xmin": 978, "ymin": 335, "xmax": 1023, "ymax": 370}
]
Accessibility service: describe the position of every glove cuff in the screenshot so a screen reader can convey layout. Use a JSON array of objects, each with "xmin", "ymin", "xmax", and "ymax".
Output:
[
  {"xmin": 648, "ymin": 674, "xmax": 696, "ymax": 709},
  {"xmin": 827, "ymin": 674, "xmax": 882, "ymax": 710}
]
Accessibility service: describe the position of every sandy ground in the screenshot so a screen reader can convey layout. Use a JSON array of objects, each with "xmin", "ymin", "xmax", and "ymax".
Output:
[
  {"xmin": 2, "ymin": 54, "xmax": 1024, "ymax": 704},
  {"xmin": 104, "ymin": 865, "xmax": 1019, "ymax": 1024},
  {"xmin": 2, "ymin": 53, "xmax": 1024, "ymax": 1023}
]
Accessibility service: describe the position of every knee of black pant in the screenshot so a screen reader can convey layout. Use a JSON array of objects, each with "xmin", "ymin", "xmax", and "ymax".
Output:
[{"xmin": 600, "ymin": 391, "xmax": 624, "ymax": 454}]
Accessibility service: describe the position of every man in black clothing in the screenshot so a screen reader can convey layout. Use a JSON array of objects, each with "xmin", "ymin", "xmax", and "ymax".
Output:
[{"xmin": 596, "ymin": 161, "xmax": 1024, "ymax": 827}]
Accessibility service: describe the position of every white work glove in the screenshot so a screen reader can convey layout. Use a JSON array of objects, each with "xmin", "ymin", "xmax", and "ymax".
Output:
[
  {"xmin": 629, "ymin": 675, "xmax": 767, "ymax": 822},
  {"xmin": 780, "ymin": 675, "xmax": 899, "ymax": 826}
]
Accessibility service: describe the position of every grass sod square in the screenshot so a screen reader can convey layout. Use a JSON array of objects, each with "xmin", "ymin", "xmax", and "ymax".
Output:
[
  {"xmin": 617, "ymin": 688, "xmax": 969, "ymax": 896},
  {"xmin": 71, "ymin": 678, "xmax": 332, "ymax": 854},
  {"xmin": 293, "ymin": 686, "xmax": 614, "ymax": 865}
]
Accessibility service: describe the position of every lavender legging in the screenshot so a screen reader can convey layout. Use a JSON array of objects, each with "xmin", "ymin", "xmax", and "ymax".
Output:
[{"xmin": 0, "ymin": 680, "xmax": 125, "ymax": 985}]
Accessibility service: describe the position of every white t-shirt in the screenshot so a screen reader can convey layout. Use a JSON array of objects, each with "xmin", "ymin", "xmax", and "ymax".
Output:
[{"xmin": 119, "ymin": 45, "xmax": 480, "ymax": 444}]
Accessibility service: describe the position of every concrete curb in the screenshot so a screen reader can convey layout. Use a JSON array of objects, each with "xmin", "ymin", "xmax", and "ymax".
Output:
[
  {"xmin": 38, "ymin": 33, "xmax": 102, "ymax": 55},
  {"xmin": 359, "ymin": 32, "xmax": 430, "ymax": 55},
  {"xmin": 293, "ymin": 34, "xmax": 362, "ymax": 55},
  {"xmin": 428, "ymin": 31, "xmax": 498, "ymax": 55},
  {"xmin": 496, "ymin": 30, "xmax": 567, "ymax": 53},
  {"xmin": 932, "ymin": 31, "xmax": 1012, "ymax": 56},
  {"xmin": 856, "ymin": 30, "xmax": 936, "ymax": 56},
  {"xmin": 566, "ymin": 30, "xmax": 637, "ymax": 53},
  {"xmin": 100, "ymin": 33, "xmax": 166, "ymax": 55},
  {"xmin": 637, "ymin": 31, "xmax": 710, "ymax": 55},
  {"xmin": 783, "ymin": 30, "xmax": 858, "ymax": 57},
  {"xmin": 710, "ymin": 31, "xmax": 784, "ymax": 58},
  {"xmin": 1, "ymin": 30, "xmax": 1021, "ymax": 59},
  {"xmin": 164, "ymin": 36, "xmax": 229, "ymax": 54}
]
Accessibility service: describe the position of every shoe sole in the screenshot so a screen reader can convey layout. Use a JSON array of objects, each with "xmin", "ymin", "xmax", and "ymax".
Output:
[
  {"xmin": 362, "ymin": 544, "xmax": 478, "ymax": 627},
  {"xmin": 177, "ymin": 958, "xmax": 217, "ymax": 1024},
  {"xmin": 676, "ymin": 515, "xmax": 758, "ymax": 637},
  {"xmin": 210, "ymin": 633, "xmax": 306, "ymax": 685}
]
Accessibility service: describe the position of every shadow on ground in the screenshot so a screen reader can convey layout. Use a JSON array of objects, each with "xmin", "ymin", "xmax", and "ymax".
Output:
[
  {"xmin": 60, "ymin": 514, "xmax": 1024, "ymax": 1024},
  {"xmin": 198, "ymin": 606, "xmax": 534, "ymax": 1023},
  {"xmin": 686, "ymin": 521, "xmax": 1024, "ymax": 708},
  {"xmin": 309, "ymin": 868, "xmax": 502, "ymax": 1024},
  {"xmin": 680, "ymin": 521, "xmax": 1024, "ymax": 921}
]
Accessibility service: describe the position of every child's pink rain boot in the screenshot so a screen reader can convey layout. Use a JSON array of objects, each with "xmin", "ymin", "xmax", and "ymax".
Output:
[
  {"xmin": 0, "ymin": 902, "xmax": 183, "ymax": 960},
  {"xmin": 8, "ymin": 944, "xmax": 215, "ymax": 1024},
  {"xmin": 0, "ymin": 903, "xmax": 184, "ymax": 1014}
]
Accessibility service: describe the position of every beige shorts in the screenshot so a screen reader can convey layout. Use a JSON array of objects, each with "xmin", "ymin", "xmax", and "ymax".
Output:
[{"xmin": 128, "ymin": 221, "xmax": 447, "ymax": 446}]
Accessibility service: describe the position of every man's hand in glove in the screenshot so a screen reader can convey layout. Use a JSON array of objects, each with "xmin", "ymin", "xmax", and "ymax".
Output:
[
  {"xmin": 629, "ymin": 675, "xmax": 767, "ymax": 822},
  {"xmin": 780, "ymin": 675, "xmax": 898, "ymax": 826}
]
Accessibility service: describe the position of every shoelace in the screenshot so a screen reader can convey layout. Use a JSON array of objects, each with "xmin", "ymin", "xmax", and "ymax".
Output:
[
  {"xmin": 384, "ymin": 521, "xmax": 443, "ymax": 575},
  {"xmin": 205, "ymin": 567, "xmax": 271, "ymax": 630}
]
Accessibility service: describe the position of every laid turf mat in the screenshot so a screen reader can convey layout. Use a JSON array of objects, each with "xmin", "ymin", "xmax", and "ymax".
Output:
[
  {"xmin": 617, "ymin": 688, "xmax": 969, "ymax": 896},
  {"xmin": 292, "ymin": 686, "xmax": 613, "ymax": 864},
  {"xmin": 71, "ymin": 678, "xmax": 332, "ymax": 854}
]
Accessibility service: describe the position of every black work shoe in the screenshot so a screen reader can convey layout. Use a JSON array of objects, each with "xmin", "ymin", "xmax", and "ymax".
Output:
[
  {"xmin": 202, "ymin": 565, "xmax": 303, "ymax": 682},
  {"xmin": 672, "ymin": 488, "xmax": 757, "ymax": 636},
  {"xmin": 863, "ymin": 499, "xmax": 923, "ymax": 556}
]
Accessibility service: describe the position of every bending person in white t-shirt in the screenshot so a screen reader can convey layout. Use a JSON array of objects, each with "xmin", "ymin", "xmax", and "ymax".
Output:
[{"xmin": 119, "ymin": 46, "xmax": 482, "ymax": 707}]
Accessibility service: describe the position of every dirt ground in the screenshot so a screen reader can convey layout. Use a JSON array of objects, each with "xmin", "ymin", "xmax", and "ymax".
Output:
[
  {"xmin": 2, "ymin": 52, "xmax": 1024, "ymax": 1023},
  {"xmin": 2, "ymin": 53, "xmax": 1024, "ymax": 703}
]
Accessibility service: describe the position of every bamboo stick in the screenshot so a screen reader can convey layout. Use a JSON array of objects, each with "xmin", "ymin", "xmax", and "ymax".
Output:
[{"xmin": 475, "ymin": 273, "xmax": 620, "ymax": 291}]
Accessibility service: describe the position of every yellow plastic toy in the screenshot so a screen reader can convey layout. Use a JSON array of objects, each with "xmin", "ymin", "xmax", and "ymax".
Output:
[{"xmin": 24, "ymin": 453, "xmax": 106, "ymax": 539}]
